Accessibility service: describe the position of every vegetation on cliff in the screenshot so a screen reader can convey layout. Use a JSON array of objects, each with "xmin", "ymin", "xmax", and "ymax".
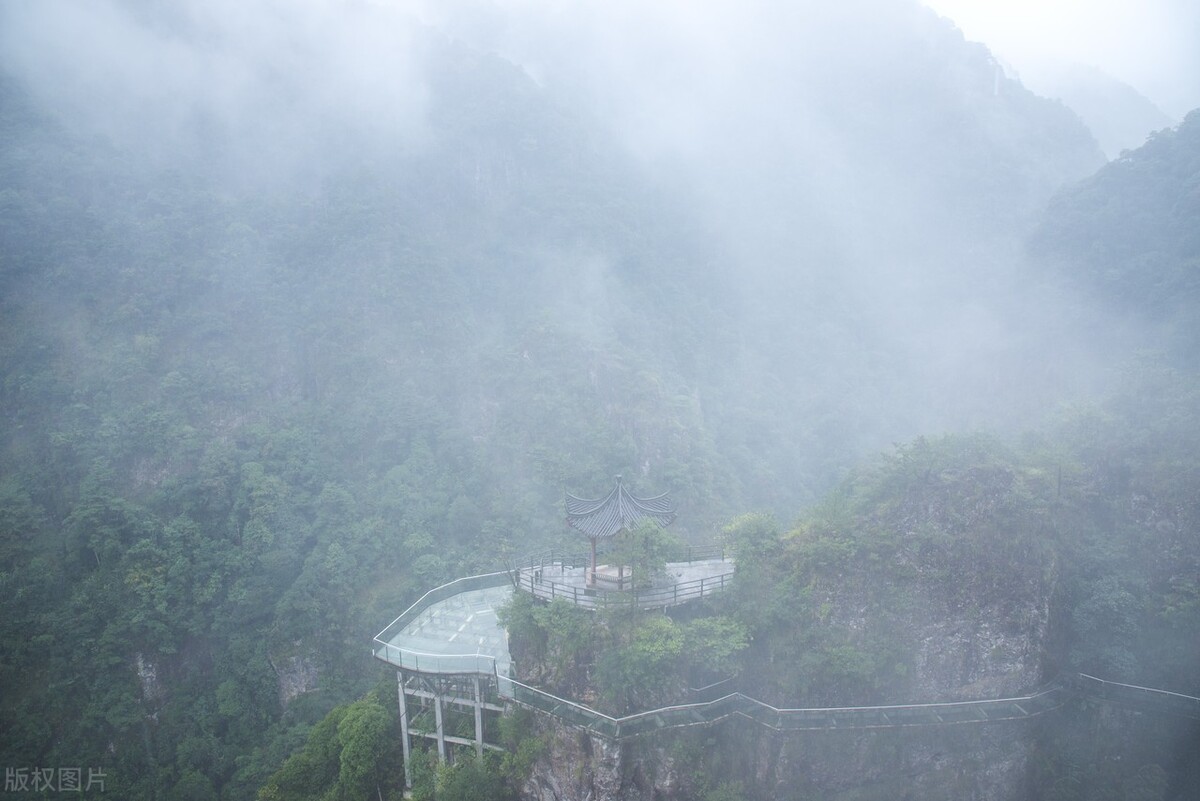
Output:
[
  {"xmin": 0, "ymin": 1, "xmax": 1197, "ymax": 799},
  {"xmin": 500, "ymin": 381, "xmax": 1200, "ymax": 798}
]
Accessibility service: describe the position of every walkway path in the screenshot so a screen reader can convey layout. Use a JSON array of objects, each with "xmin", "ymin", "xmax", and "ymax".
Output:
[{"xmin": 373, "ymin": 572, "xmax": 1200, "ymax": 741}]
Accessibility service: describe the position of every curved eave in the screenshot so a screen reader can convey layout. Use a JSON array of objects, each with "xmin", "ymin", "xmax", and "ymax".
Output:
[{"xmin": 565, "ymin": 481, "xmax": 676, "ymax": 540}]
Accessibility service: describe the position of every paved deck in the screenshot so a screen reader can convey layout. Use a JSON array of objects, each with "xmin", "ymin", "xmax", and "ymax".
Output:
[
  {"xmin": 378, "ymin": 582, "xmax": 513, "ymax": 676},
  {"xmin": 375, "ymin": 572, "xmax": 1200, "ymax": 744},
  {"xmin": 516, "ymin": 557, "xmax": 735, "ymax": 609},
  {"xmin": 375, "ymin": 557, "xmax": 735, "ymax": 676}
]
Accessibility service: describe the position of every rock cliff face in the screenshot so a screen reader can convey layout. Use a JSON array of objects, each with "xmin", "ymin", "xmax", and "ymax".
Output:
[
  {"xmin": 519, "ymin": 442, "xmax": 1067, "ymax": 800},
  {"xmin": 519, "ymin": 552, "xmax": 1057, "ymax": 800},
  {"xmin": 269, "ymin": 648, "xmax": 320, "ymax": 708},
  {"xmin": 743, "ymin": 561, "xmax": 1057, "ymax": 800},
  {"xmin": 821, "ymin": 546, "xmax": 1058, "ymax": 703},
  {"xmin": 742, "ymin": 718, "xmax": 1040, "ymax": 801},
  {"xmin": 522, "ymin": 715, "xmax": 1045, "ymax": 801},
  {"xmin": 522, "ymin": 721, "xmax": 690, "ymax": 801},
  {"xmin": 523, "ymin": 696, "xmax": 1047, "ymax": 800}
]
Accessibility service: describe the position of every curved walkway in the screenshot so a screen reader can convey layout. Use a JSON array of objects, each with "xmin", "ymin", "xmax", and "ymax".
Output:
[{"xmin": 372, "ymin": 572, "xmax": 1200, "ymax": 740}]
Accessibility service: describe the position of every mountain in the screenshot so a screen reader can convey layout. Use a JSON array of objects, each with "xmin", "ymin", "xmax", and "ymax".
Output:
[
  {"xmin": 0, "ymin": 0, "xmax": 1143, "ymax": 798},
  {"xmin": 1028, "ymin": 109, "xmax": 1200, "ymax": 365},
  {"xmin": 1020, "ymin": 63, "xmax": 1175, "ymax": 159}
]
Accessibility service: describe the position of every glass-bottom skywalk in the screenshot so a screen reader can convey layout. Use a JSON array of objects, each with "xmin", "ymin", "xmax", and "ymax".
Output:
[
  {"xmin": 374, "ymin": 574, "xmax": 513, "ymax": 676},
  {"xmin": 374, "ymin": 570, "xmax": 1200, "ymax": 747}
]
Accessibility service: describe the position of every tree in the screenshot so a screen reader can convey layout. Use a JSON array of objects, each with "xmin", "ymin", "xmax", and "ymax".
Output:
[
  {"xmin": 595, "ymin": 615, "xmax": 684, "ymax": 712},
  {"xmin": 334, "ymin": 698, "xmax": 392, "ymax": 800},
  {"xmin": 608, "ymin": 519, "xmax": 683, "ymax": 590}
]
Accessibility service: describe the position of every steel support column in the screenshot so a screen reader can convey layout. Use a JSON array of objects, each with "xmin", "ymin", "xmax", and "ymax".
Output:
[
  {"xmin": 434, "ymin": 691, "xmax": 446, "ymax": 762},
  {"xmin": 397, "ymin": 672, "xmax": 413, "ymax": 788},
  {"xmin": 473, "ymin": 676, "xmax": 484, "ymax": 759}
]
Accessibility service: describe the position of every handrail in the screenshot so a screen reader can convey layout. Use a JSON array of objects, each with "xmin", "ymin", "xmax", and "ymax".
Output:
[
  {"xmin": 373, "ymin": 645, "xmax": 500, "ymax": 676},
  {"xmin": 494, "ymin": 677, "xmax": 1071, "ymax": 738},
  {"xmin": 511, "ymin": 544, "xmax": 728, "ymax": 574},
  {"xmin": 1073, "ymin": 673, "xmax": 1200, "ymax": 719},
  {"xmin": 514, "ymin": 568, "xmax": 734, "ymax": 610},
  {"xmin": 510, "ymin": 548, "xmax": 735, "ymax": 611},
  {"xmin": 372, "ymin": 571, "xmax": 512, "ymax": 675},
  {"xmin": 374, "ymin": 573, "xmax": 1200, "ymax": 742},
  {"xmin": 689, "ymin": 678, "xmax": 738, "ymax": 701}
]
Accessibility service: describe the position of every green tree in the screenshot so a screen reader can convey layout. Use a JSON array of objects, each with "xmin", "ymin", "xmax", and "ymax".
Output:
[
  {"xmin": 595, "ymin": 615, "xmax": 684, "ymax": 712},
  {"xmin": 334, "ymin": 698, "xmax": 393, "ymax": 800},
  {"xmin": 608, "ymin": 519, "xmax": 683, "ymax": 589},
  {"xmin": 435, "ymin": 755, "xmax": 511, "ymax": 801}
]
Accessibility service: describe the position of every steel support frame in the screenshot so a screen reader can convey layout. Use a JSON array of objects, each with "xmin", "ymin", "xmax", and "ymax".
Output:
[{"xmin": 396, "ymin": 669, "xmax": 500, "ymax": 788}]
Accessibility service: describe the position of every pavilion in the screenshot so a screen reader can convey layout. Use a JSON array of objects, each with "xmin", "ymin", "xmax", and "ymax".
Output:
[{"xmin": 565, "ymin": 475, "xmax": 676, "ymax": 587}]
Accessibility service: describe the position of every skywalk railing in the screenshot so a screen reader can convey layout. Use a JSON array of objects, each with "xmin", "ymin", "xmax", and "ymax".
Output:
[
  {"xmin": 513, "ymin": 568, "xmax": 734, "ymax": 610},
  {"xmin": 494, "ymin": 677, "xmax": 1071, "ymax": 739},
  {"xmin": 511, "ymin": 543, "xmax": 728, "ymax": 574},
  {"xmin": 372, "ymin": 571, "xmax": 512, "ymax": 673},
  {"xmin": 373, "ymin": 645, "xmax": 501, "ymax": 676},
  {"xmin": 510, "ymin": 544, "xmax": 735, "ymax": 610},
  {"xmin": 374, "ymin": 571, "xmax": 1200, "ymax": 741},
  {"xmin": 1072, "ymin": 673, "xmax": 1200, "ymax": 720}
]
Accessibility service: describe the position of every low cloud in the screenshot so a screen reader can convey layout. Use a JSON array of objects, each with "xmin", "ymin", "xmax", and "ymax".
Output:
[{"xmin": 0, "ymin": 0, "xmax": 432, "ymax": 183}]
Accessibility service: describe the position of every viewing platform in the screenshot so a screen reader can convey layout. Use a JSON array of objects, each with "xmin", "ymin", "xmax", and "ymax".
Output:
[
  {"xmin": 371, "ymin": 546, "xmax": 736, "ymax": 679},
  {"xmin": 510, "ymin": 546, "xmax": 735, "ymax": 610},
  {"xmin": 372, "ymin": 566, "xmax": 1200, "ymax": 789},
  {"xmin": 372, "ymin": 545, "xmax": 735, "ymax": 783},
  {"xmin": 374, "ymin": 572, "xmax": 514, "ymax": 677}
]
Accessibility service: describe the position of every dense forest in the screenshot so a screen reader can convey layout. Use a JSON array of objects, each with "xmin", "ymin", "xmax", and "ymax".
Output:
[{"xmin": 1, "ymin": 0, "xmax": 1197, "ymax": 799}]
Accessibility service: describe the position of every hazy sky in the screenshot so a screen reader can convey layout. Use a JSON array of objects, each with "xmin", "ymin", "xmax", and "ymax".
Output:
[{"xmin": 922, "ymin": 0, "xmax": 1200, "ymax": 118}]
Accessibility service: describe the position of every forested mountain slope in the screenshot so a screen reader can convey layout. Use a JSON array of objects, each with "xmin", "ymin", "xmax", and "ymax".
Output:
[
  {"xmin": 1029, "ymin": 109, "xmax": 1200, "ymax": 365},
  {"xmin": 260, "ymin": 102, "xmax": 1200, "ymax": 801},
  {"xmin": 452, "ymin": 0, "xmax": 1106, "ymax": 462},
  {"xmin": 1021, "ymin": 64, "xmax": 1174, "ymax": 159},
  {"xmin": 0, "ymin": 41, "xmax": 738, "ymax": 797},
  {"xmin": 498, "ymin": 407, "xmax": 1200, "ymax": 801},
  {"xmin": 0, "ymin": 0, "xmax": 1152, "ymax": 799}
]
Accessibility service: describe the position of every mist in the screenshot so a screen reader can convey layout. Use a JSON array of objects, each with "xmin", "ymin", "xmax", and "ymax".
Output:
[
  {"xmin": 924, "ymin": 0, "xmax": 1200, "ymax": 121},
  {"xmin": 1, "ymin": 0, "xmax": 1198, "ymax": 799},
  {"xmin": 402, "ymin": 0, "xmax": 1119, "ymax": 449},
  {"xmin": 0, "ymin": 0, "xmax": 1170, "ymax": 506},
  {"xmin": 0, "ymin": 0, "xmax": 431, "ymax": 189}
]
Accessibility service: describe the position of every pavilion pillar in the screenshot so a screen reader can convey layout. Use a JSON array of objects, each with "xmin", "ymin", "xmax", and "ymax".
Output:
[
  {"xmin": 397, "ymin": 672, "xmax": 413, "ymax": 788},
  {"xmin": 589, "ymin": 537, "xmax": 597, "ymax": 586}
]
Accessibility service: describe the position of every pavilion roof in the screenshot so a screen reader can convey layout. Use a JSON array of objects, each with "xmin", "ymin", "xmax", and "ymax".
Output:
[{"xmin": 565, "ymin": 476, "xmax": 676, "ymax": 540}]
